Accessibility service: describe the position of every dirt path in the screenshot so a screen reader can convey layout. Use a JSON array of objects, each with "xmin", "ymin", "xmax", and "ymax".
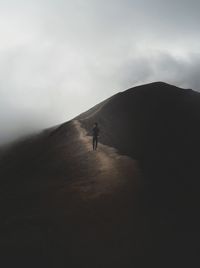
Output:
[
  {"xmin": 70, "ymin": 119, "xmax": 141, "ymax": 198},
  {"xmin": 44, "ymin": 120, "xmax": 145, "ymax": 267},
  {"xmin": 0, "ymin": 118, "xmax": 146, "ymax": 267}
]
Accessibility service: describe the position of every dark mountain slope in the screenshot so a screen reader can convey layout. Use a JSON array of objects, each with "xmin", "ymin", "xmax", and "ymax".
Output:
[
  {"xmin": 79, "ymin": 82, "xmax": 200, "ymax": 204},
  {"xmin": 0, "ymin": 81, "xmax": 200, "ymax": 267},
  {"xmin": 79, "ymin": 82, "xmax": 199, "ymax": 161},
  {"xmin": 0, "ymin": 118, "xmax": 145, "ymax": 267},
  {"xmin": 78, "ymin": 81, "xmax": 200, "ymax": 267}
]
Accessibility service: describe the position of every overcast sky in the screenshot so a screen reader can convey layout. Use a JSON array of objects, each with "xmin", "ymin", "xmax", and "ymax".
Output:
[{"xmin": 0, "ymin": 0, "xmax": 200, "ymax": 143}]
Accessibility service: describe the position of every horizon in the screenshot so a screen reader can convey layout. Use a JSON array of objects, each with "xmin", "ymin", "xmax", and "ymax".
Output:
[{"xmin": 0, "ymin": 80, "xmax": 194, "ymax": 147}]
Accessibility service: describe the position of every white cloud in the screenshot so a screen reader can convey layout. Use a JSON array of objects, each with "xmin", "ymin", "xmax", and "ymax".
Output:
[{"xmin": 0, "ymin": 0, "xmax": 200, "ymax": 143}]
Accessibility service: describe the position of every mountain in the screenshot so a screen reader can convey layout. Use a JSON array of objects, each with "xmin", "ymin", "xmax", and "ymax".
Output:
[{"xmin": 0, "ymin": 82, "xmax": 200, "ymax": 267}]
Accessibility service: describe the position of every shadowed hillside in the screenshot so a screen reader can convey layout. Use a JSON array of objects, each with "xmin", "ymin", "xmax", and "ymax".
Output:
[
  {"xmin": 79, "ymin": 82, "xmax": 200, "ymax": 207},
  {"xmin": 0, "ymin": 82, "xmax": 200, "ymax": 267},
  {"xmin": 78, "ymin": 81, "xmax": 200, "ymax": 267}
]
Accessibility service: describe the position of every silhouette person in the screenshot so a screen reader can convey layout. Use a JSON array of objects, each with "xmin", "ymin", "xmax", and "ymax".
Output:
[{"xmin": 92, "ymin": 122, "xmax": 100, "ymax": 150}]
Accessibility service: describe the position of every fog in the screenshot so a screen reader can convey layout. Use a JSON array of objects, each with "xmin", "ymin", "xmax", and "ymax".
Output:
[{"xmin": 0, "ymin": 0, "xmax": 200, "ymax": 143}]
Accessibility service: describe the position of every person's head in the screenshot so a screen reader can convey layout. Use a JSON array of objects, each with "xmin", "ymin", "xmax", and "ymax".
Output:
[{"xmin": 94, "ymin": 122, "xmax": 98, "ymax": 127}]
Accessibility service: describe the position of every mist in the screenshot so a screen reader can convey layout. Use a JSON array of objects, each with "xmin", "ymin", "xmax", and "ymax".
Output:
[{"xmin": 0, "ymin": 0, "xmax": 200, "ymax": 144}]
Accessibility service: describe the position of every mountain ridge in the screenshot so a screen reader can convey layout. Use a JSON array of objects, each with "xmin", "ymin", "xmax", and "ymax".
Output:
[{"xmin": 0, "ymin": 81, "xmax": 200, "ymax": 267}]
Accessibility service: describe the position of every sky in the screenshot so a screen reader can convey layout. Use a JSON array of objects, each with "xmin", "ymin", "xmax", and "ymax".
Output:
[{"xmin": 0, "ymin": 0, "xmax": 200, "ymax": 143}]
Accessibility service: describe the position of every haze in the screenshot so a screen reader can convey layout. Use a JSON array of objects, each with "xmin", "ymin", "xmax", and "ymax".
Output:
[{"xmin": 0, "ymin": 0, "xmax": 200, "ymax": 143}]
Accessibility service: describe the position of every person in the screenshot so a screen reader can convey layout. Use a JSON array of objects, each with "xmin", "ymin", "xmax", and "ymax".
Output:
[{"xmin": 92, "ymin": 122, "xmax": 100, "ymax": 150}]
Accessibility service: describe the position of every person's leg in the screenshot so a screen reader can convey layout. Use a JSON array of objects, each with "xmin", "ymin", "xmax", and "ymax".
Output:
[
  {"xmin": 93, "ymin": 136, "xmax": 97, "ymax": 150},
  {"xmin": 93, "ymin": 136, "xmax": 95, "ymax": 150},
  {"xmin": 94, "ymin": 137, "xmax": 96, "ymax": 150},
  {"xmin": 95, "ymin": 136, "xmax": 98, "ymax": 150}
]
